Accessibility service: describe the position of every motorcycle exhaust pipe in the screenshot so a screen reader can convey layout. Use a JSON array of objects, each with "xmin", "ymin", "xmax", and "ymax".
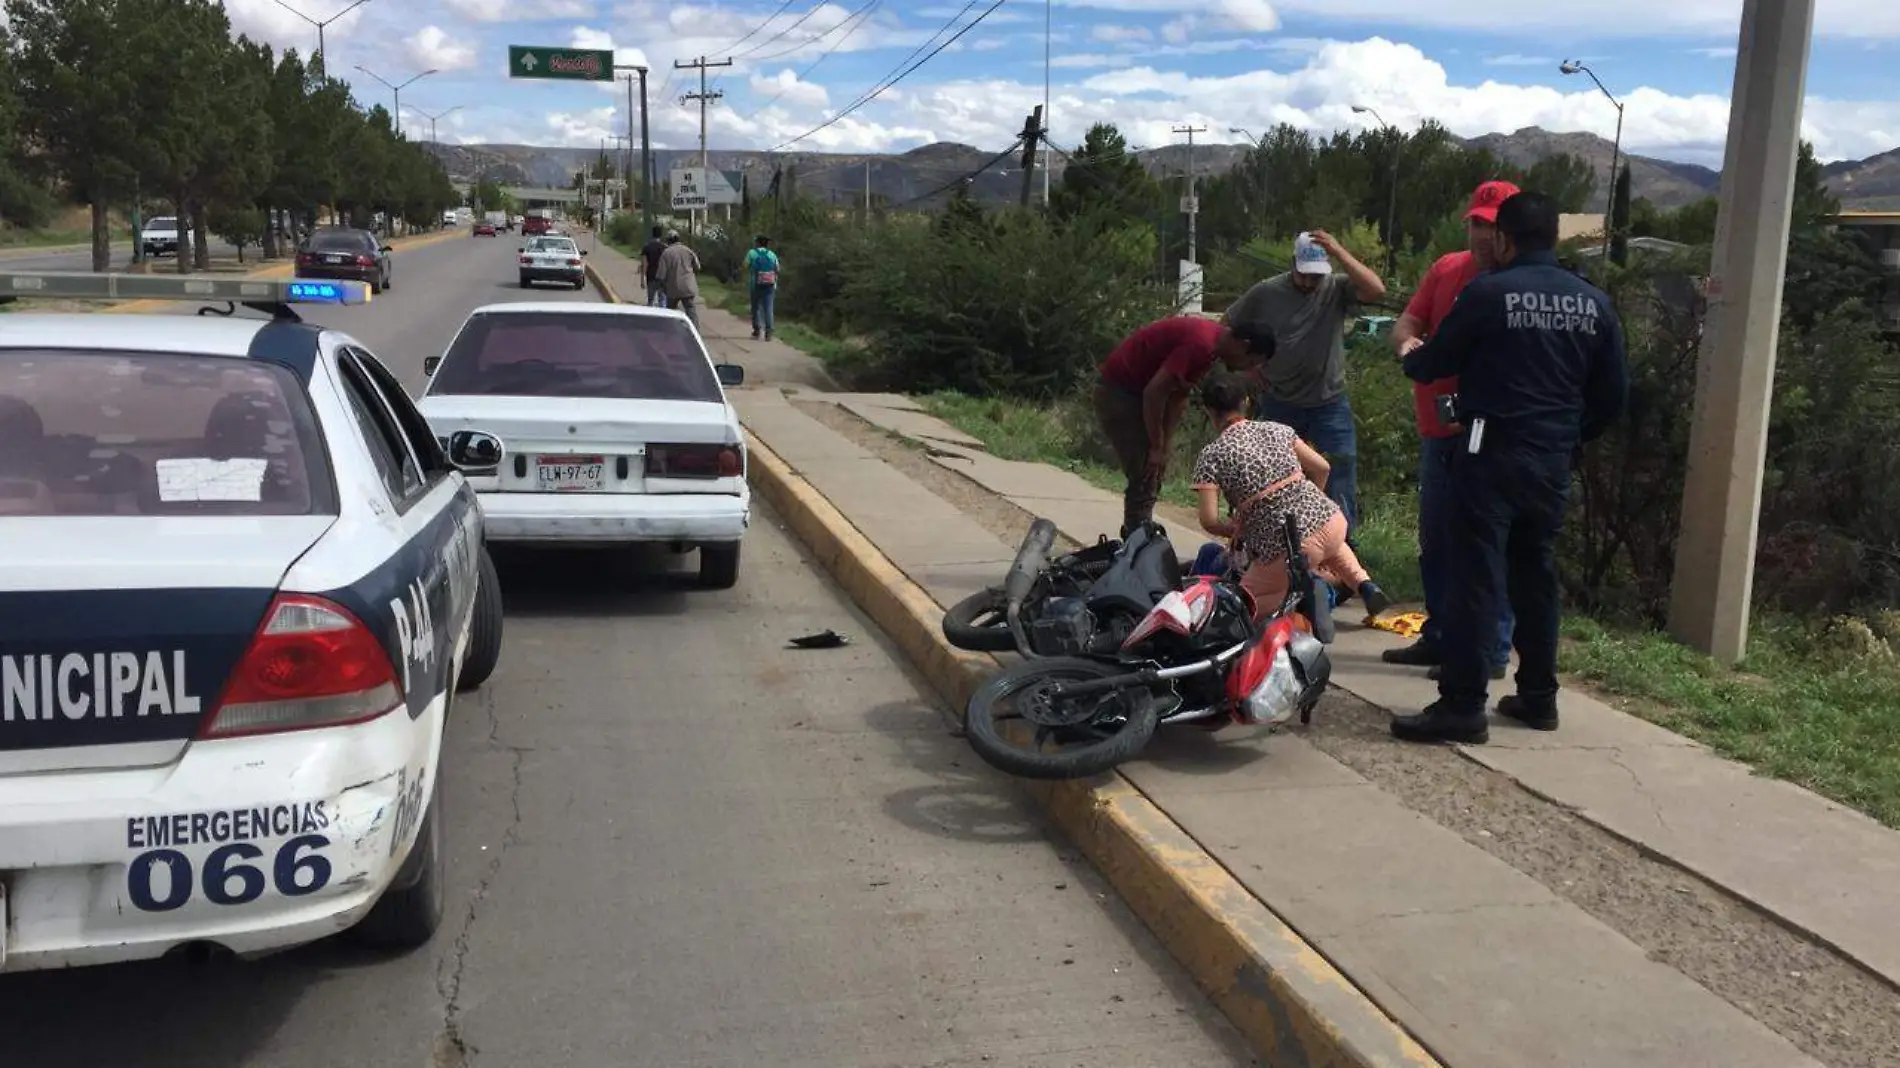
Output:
[{"xmin": 1004, "ymin": 519, "xmax": 1059, "ymax": 657}]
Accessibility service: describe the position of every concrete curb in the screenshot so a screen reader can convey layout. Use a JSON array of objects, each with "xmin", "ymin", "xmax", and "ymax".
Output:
[
  {"xmin": 99, "ymin": 228, "xmax": 466, "ymax": 315},
  {"xmin": 742, "ymin": 428, "xmax": 1445, "ymax": 1068},
  {"xmin": 584, "ymin": 259, "xmax": 621, "ymax": 304}
]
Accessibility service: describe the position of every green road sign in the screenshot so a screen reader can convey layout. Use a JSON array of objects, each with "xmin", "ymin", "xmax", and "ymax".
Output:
[{"xmin": 508, "ymin": 46, "xmax": 614, "ymax": 82}]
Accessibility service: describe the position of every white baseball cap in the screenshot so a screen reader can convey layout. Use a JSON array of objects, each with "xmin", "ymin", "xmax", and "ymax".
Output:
[{"xmin": 1293, "ymin": 232, "xmax": 1332, "ymax": 275}]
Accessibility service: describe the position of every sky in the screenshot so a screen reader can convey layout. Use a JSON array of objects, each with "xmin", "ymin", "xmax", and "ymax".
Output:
[{"xmin": 216, "ymin": 0, "xmax": 1900, "ymax": 169}]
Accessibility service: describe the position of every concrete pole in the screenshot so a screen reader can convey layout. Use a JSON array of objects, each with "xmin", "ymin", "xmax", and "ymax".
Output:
[{"xmin": 1666, "ymin": 0, "xmax": 1818, "ymax": 664}]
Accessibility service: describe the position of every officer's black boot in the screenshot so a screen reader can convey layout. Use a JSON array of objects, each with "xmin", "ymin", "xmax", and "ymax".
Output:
[
  {"xmin": 1427, "ymin": 662, "xmax": 1507, "ymax": 681},
  {"xmin": 1496, "ymin": 694, "xmax": 1559, "ymax": 731},
  {"xmin": 1358, "ymin": 581, "xmax": 1393, "ymax": 619},
  {"xmin": 1381, "ymin": 638, "xmax": 1441, "ymax": 667},
  {"xmin": 1390, "ymin": 700, "xmax": 1490, "ymax": 744}
]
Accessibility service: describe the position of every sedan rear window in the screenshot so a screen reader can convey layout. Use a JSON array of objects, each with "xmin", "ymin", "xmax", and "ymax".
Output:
[
  {"xmin": 308, "ymin": 230, "xmax": 370, "ymax": 251},
  {"xmin": 0, "ymin": 350, "xmax": 332, "ymax": 517},
  {"xmin": 429, "ymin": 312, "xmax": 724, "ymax": 402}
]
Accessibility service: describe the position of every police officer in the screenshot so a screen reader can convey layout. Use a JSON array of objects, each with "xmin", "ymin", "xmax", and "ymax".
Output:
[{"xmin": 1392, "ymin": 191, "xmax": 1629, "ymax": 744}]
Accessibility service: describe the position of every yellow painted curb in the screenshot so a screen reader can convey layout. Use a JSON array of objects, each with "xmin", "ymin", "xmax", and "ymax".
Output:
[
  {"xmin": 742, "ymin": 429, "xmax": 1445, "ymax": 1068},
  {"xmin": 584, "ymin": 259, "xmax": 621, "ymax": 304},
  {"xmin": 98, "ymin": 227, "xmax": 467, "ymax": 315}
]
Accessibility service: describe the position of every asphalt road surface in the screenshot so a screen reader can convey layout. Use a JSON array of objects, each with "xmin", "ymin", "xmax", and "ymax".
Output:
[
  {"xmin": 0, "ymin": 236, "xmax": 1255, "ymax": 1067},
  {"xmin": 0, "ymin": 237, "xmax": 247, "ymax": 274}
]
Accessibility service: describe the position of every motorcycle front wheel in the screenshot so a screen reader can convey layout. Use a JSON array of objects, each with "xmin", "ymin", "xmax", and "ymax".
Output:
[{"xmin": 964, "ymin": 657, "xmax": 1161, "ymax": 780}]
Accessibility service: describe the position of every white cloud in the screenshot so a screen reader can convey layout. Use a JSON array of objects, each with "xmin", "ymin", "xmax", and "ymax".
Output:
[
  {"xmin": 1090, "ymin": 23, "xmax": 1152, "ymax": 43},
  {"xmin": 1053, "ymin": 53, "xmax": 1134, "ymax": 69},
  {"xmin": 405, "ymin": 26, "xmax": 478, "ymax": 72},
  {"xmin": 570, "ymin": 26, "xmax": 652, "ymax": 71},
  {"xmin": 1485, "ymin": 54, "xmax": 1552, "ymax": 67},
  {"xmin": 749, "ymin": 69, "xmax": 830, "ymax": 109},
  {"xmin": 1250, "ymin": 0, "xmax": 1900, "ymax": 38},
  {"xmin": 1692, "ymin": 46, "xmax": 1740, "ymax": 58},
  {"xmin": 444, "ymin": 0, "xmax": 596, "ymax": 21}
]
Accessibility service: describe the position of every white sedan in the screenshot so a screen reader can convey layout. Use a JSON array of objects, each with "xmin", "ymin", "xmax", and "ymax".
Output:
[
  {"xmin": 418, "ymin": 302, "xmax": 749, "ymax": 588},
  {"xmin": 0, "ymin": 272, "xmax": 507, "ymax": 971},
  {"xmin": 517, "ymin": 236, "xmax": 587, "ymax": 290}
]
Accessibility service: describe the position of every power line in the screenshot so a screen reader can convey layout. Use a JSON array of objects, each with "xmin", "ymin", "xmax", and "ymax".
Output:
[
  {"xmin": 719, "ymin": 0, "xmax": 798, "ymax": 54},
  {"xmin": 734, "ymin": 2, "xmax": 830, "ymax": 61},
  {"xmin": 739, "ymin": 0, "xmax": 884, "ymax": 118},
  {"xmin": 768, "ymin": 0, "xmax": 1006, "ymax": 153},
  {"xmin": 890, "ymin": 139, "xmax": 1024, "ymax": 207}
]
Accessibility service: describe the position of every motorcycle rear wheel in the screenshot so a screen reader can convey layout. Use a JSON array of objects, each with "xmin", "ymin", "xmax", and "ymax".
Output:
[
  {"xmin": 942, "ymin": 586, "xmax": 1017, "ymax": 652},
  {"xmin": 964, "ymin": 657, "xmax": 1161, "ymax": 780}
]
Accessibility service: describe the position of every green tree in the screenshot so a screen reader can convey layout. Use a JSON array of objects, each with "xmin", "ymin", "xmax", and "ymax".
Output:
[
  {"xmin": 210, "ymin": 204, "xmax": 266, "ymax": 262},
  {"xmin": 186, "ymin": 31, "xmax": 274, "ymax": 267},
  {"xmin": 1049, "ymin": 123, "xmax": 1155, "ymax": 224},
  {"xmin": 1609, "ymin": 164, "xmax": 1632, "ymax": 266},
  {"xmin": 7, "ymin": 0, "xmax": 149, "ymax": 269},
  {"xmin": 0, "ymin": 21, "xmax": 55, "ymax": 229},
  {"xmin": 1519, "ymin": 153, "xmax": 1598, "ymax": 214}
]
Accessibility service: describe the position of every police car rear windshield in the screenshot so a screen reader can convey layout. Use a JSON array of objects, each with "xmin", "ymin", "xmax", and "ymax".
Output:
[
  {"xmin": 0, "ymin": 350, "xmax": 332, "ymax": 517},
  {"xmin": 429, "ymin": 312, "xmax": 723, "ymax": 402}
]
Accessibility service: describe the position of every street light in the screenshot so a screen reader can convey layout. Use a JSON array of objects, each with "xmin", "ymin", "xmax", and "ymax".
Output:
[
  {"xmin": 1560, "ymin": 59, "xmax": 1625, "ymax": 259},
  {"xmin": 416, "ymin": 105, "xmax": 461, "ymax": 149},
  {"xmin": 270, "ymin": 0, "xmax": 371, "ymax": 71},
  {"xmin": 1352, "ymin": 105, "xmax": 1401, "ymax": 278},
  {"xmin": 1230, "ymin": 127, "xmax": 1268, "ymax": 232},
  {"xmin": 354, "ymin": 65, "xmax": 438, "ymax": 140}
]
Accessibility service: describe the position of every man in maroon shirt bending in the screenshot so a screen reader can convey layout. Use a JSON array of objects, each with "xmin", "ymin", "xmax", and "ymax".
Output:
[{"xmin": 1093, "ymin": 315, "xmax": 1269, "ymax": 536}]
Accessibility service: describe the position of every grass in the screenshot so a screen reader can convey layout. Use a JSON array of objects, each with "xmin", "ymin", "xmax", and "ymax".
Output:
[
  {"xmin": 697, "ymin": 274, "xmax": 859, "ymax": 364},
  {"xmin": 754, "ymin": 314, "xmax": 1900, "ymax": 829}
]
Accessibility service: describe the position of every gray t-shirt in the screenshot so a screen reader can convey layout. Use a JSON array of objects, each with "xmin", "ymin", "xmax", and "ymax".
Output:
[{"xmin": 1224, "ymin": 273, "xmax": 1359, "ymax": 407}]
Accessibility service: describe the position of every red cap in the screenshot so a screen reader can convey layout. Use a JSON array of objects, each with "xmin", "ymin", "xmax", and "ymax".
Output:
[{"xmin": 1465, "ymin": 180, "xmax": 1521, "ymax": 223}]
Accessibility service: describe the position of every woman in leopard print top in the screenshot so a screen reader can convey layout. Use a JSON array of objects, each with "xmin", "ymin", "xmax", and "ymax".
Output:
[{"xmin": 1190, "ymin": 374, "xmax": 1391, "ymax": 622}]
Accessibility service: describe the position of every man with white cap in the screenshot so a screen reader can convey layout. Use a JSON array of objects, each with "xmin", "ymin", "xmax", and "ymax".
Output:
[{"xmin": 1222, "ymin": 228, "xmax": 1386, "ymax": 548}]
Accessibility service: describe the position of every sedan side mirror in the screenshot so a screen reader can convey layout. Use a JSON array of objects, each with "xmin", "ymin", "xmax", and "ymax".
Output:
[
  {"xmin": 380, "ymin": 244, "xmax": 394, "ymax": 253},
  {"xmin": 423, "ymin": 356, "xmax": 441, "ymax": 376},
  {"xmin": 580, "ymin": 249, "xmax": 588, "ymax": 256},
  {"xmin": 446, "ymin": 429, "xmax": 504, "ymax": 469},
  {"xmin": 714, "ymin": 363, "xmax": 745, "ymax": 387}
]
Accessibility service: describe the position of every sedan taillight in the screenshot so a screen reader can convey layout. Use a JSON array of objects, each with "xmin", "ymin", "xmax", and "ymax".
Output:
[
  {"xmin": 198, "ymin": 594, "xmax": 402, "ymax": 739},
  {"xmin": 355, "ymin": 253, "xmax": 376, "ymax": 267},
  {"xmin": 646, "ymin": 444, "xmax": 743, "ymax": 479}
]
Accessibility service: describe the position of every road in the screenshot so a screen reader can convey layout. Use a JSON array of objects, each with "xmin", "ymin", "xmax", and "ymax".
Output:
[
  {"xmin": 0, "ymin": 237, "xmax": 246, "ymax": 274},
  {"xmin": 0, "ymin": 236, "xmax": 1254, "ymax": 1067}
]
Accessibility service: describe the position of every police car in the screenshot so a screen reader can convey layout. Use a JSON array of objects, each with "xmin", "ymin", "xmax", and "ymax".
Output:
[
  {"xmin": 416, "ymin": 302, "xmax": 749, "ymax": 588},
  {"xmin": 516, "ymin": 235, "xmax": 587, "ymax": 290},
  {"xmin": 0, "ymin": 272, "xmax": 507, "ymax": 972}
]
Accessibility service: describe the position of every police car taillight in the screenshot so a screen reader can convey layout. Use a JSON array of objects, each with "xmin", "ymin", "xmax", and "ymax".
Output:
[{"xmin": 200, "ymin": 594, "xmax": 402, "ymax": 739}]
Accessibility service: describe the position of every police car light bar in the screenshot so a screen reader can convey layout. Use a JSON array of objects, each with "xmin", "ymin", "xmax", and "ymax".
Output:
[{"xmin": 0, "ymin": 271, "xmax": 371, "ymax": 307}]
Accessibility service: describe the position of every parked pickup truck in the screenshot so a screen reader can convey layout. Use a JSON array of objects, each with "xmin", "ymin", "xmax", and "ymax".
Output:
[{"xmin": 140, "ymin": 216, "xmax": 184, "ymax": 258}]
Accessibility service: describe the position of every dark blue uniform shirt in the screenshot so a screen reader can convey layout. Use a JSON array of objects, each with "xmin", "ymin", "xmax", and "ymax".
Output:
[{"xmin": 1401, "ymin": 250, "xmax": 1630, "ymax": 453}]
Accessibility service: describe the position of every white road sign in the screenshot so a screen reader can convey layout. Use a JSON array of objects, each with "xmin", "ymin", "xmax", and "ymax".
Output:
[{"xmin": 670, "ymin": 167, "xmax": 742, "ymax": 210}]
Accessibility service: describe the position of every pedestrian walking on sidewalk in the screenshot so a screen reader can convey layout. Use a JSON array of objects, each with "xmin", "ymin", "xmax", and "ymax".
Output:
[
  {"xmin": 1393, "ymin": 191, "xmax": 1628, "ymax": 745},
  {"xmin": 641, "ymin": 225, "xmax": 669, "ymax": 308},
  {"xmin": 1093, "ymin": 315, "xmax": 1271, "ymax": 537},
  {"xmin": 656, "ymin": 230, "xmax": 702, "ymax": 326},
  {"xmin": 1191, "ymin": 374, "xmax": 1392, "ymax": 624},
  {"xmin": 746, "ymin": 235, "xmax": 780, "ymax": 341},
  {"xmin": 1221, "ymin": 229, "xmax": 1387, "ymax": 541},
  {"xmin": 1385, "ymin": 180, "xmax": 1522, "ymax": 682}
]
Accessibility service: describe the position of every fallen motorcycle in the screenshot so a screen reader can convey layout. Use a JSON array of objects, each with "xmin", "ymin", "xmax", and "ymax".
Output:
[
  {"xmin": 962, "ymin": 515, "xmax": 1331, "ymax": 781},
  {"xmin": 942, "ymin": 519, "xmax": 1333, "ymax": 656}
]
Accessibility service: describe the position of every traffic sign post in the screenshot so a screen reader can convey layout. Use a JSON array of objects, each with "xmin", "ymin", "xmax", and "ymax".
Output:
[{"xmin": 508, "ymin": 46, "xmax": 614, "ymax": 82}]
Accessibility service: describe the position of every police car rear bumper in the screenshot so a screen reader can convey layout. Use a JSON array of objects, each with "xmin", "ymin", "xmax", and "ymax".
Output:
[
  {"xmin": 0, "ymin": 700, "xmax": 439, "ymax": 972},
  {"xmin": 518, "ymin": 266, "xmax": 584, "ymax": 282},
  {"xmin": 476, "ymin": 488, "xmax": 750, "ymax": 545}
]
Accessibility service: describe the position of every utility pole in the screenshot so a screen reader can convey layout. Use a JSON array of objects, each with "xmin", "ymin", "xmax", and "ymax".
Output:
[
  {"xmin": 616, "ymin": 65, "xmax": 652, "ymax": 233},
  {"xmin": 1042, "ymin": 0, "xmax": 1053, "ymax": 205},
  {"xmin": 1667, "ymin": 0, "xmax": 1818, "ymax": 664},
  {"xmin": 1172, "ymin": 124, "xmax": 1206, "ymax": 265},
  {"xmin": 676, "ymin": 55, "xmax": 732, "ymax": 234},
  {"xmin": 863, "ymin": 160, "xmax": 872, "ymax": 222},
  {"xmin": 1018, "ymin": 106, "xmax": 1044, "ymax": 208}
]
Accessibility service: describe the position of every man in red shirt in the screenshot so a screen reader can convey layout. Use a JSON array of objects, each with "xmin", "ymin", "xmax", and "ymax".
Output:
[
  {"xmin": 1384, "ymin": 180, "xmax": 1520, "ymax": 677},
  {"xmin": 1094, "ymin": 315, "xmax": 1268, "ymax": 535}
]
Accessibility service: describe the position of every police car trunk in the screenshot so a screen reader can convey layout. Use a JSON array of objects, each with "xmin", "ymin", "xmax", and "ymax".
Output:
[
  {"xmin": 417, "ymin": 304, "xmax": 747, "ymax": 545},
  {"xmin": 0, "ymin": 347, "xmax": 348, "ymax": 773}
]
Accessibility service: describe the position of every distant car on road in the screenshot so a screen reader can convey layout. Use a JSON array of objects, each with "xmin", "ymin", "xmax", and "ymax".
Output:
[
  {"xmin": 140, "ymin": 216, "xmax": 183, "ymax": 259},
  {"xmin": 473, "ymin": 221, "xmax": 497, "ymax": 238},
  {"xmin": 521, "ymin": 215, "xmax": 551, "ymax": 237},
  {"xmin": 296, "ymin": 228, "xmax": 394, "ymax": 294},
  {"xmin": 417, "ymin": 303, "xmax": 751, "ymax": 588},
  {"xmin": 0, "ymin": 270, "xmax": 509, "ymax": 972},
  {"xmin": 516, "ymin": 235, "xmax": 586, "ymax": 290}
]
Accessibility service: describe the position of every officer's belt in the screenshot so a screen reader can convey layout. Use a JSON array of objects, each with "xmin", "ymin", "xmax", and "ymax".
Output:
[{"xmin": 1457, "ymin": 415, "xmax": 1575, "ymax": 455}]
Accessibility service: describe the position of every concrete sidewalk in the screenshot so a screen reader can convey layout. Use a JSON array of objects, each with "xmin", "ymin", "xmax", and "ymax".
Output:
[
  {"xmin": 581, "ymin": 234, "xmax": 837, "ymax": 391},
  {"xmin": 732, "ymin": 386, "xmax": 1900, "ymax": 1068}
]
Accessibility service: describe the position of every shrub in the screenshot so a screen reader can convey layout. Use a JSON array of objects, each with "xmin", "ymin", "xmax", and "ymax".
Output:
[{"xmin": 839, "ymin": 207, "xmax": 1173, "ymax": 398}]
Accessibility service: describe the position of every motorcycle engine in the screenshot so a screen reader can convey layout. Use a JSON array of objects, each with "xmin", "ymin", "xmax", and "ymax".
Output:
[{"xmin": 1027, "ymin": 596, "xmax": 1097, "ymax": 657}]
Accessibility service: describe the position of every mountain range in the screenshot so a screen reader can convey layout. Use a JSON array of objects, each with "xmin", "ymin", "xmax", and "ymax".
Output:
[{"xmin": 430, "ymin": 127, "xmax": 1900, "ymax": 213}]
